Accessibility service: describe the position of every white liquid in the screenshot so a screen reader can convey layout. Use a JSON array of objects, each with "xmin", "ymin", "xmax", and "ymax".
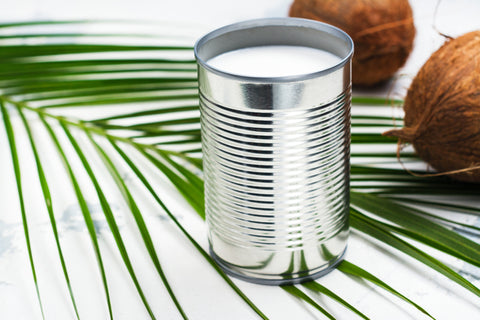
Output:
[{"xmin": 207, "ymin": 45, "xmax": 341, "ymax": 77}]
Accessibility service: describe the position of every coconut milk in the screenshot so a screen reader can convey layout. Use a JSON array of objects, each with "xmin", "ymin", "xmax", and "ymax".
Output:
[{"xmin": 207, "ymin": 45, "xmax": 341, "ymax": 77}]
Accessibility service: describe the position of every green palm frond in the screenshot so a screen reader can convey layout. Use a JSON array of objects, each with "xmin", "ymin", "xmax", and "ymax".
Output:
[
  {"xmin": 1, "ymin": 99, "xmax": 46, "ymax": 320},
  {"xmin": 1, "ymin": 21, "xmax": 479, "ymax": 319}
]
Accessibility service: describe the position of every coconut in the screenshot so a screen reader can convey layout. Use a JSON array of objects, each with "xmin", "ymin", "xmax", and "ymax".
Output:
[
  {"xmin": 289, "ymin": 0, "xmax": 416, "ymax": 86},
  {"xmin": 384, "ymin": 31, "xmax": 480, "ymax": 183}
]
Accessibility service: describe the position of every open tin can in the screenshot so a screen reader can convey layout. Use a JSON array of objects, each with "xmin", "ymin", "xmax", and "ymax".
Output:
[{"xmin": 194, "ymin": 18, "xmax": 353, "ymax": 285}]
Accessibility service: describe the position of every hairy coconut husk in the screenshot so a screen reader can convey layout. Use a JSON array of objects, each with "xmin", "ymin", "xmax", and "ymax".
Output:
[
  {"xmin": 384, "ymin": 31, "xmax": 480, "ymax": 183},
  {"xmin": 289, "ymin": 0, "xmax": 415, "ymax": 86}
]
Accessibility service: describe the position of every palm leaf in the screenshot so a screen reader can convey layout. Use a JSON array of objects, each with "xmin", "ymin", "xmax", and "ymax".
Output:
[
  {"xmin": 60, "ymin": 121, "xmax": 157, "ymax": 319},
  {"xmin": 17, "ymin": 107, "xmax": 80, "ymax": 319},
  {"xmin": 281, "ymin": 285, "xmax": 335, "ymax": 320},
  {"xmin": 350, "ymin": 192, "xmax": 480, "ymax": 268},
  {"xmin": 39, "ymin": 115, "xmax": 114, "ymax": 320},
  {"xmin": 337, "ymin": 260, "xmax": 433, "ymax": 319},
  {"xmin": 1, "ymin": 100, "xmax": 46, "ymax": 319},
  {"xmin": 302, "ymin": 280, "xmax": 370, "ymax": 320},
  {"xmin": 110, "ymin": 139, "xmax": 268, "ymax": 319},
  {"xmin": 87, "ymin": 132, "xmax": 187, "ymax": 319},
  {"xmin": 350, "ymin": 208, "xmax": 480, "ymax": 298},
  {"xmin": 1, "ymin": 21, "xmax": 479, "ymax": 319}
]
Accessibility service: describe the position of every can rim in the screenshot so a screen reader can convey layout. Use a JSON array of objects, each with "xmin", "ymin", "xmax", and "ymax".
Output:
[{"xmin": 194, "ymin": 17, "xmax": 354, "ymax": 83}]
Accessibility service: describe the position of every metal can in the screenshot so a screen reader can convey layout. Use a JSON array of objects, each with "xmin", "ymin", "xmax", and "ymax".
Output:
[{"xmin": 194, "ymin": 18, "xmax": 353, "ymax": 285}]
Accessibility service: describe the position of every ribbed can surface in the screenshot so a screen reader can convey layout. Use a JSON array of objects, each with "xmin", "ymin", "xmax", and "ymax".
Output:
[{"xmin": 195, "ymin": 18, "xmax": 353, "ymax": 284}]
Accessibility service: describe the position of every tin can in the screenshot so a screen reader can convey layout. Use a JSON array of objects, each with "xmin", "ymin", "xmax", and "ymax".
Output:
[{"xmin": 194, "ymin": 18, "xmax": 353, "ymax": 285}]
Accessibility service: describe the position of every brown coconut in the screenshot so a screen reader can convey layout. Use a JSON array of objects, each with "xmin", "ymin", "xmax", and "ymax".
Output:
[
  {"xmin": 384, "ymin": 31, "xmax": 480, "ymax": 183},
  {"xmin": 289, "ymin": 0, "xmax": 416, "ymax": 86}
]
